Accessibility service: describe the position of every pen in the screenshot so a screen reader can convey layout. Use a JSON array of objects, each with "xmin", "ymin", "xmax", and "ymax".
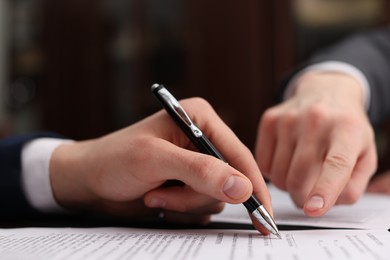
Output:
[{"xmin": 151, "ymin": 83, "xmax": 281, "ymax": 238}]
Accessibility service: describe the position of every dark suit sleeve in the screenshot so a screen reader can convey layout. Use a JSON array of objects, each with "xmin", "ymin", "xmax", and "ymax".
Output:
[
  {"xmin": 307, "ymin": 27, "xmax": 390, "ymax": 125},
  {"xmin": 0, "ymin": 132, "xmax": 62, "ymax": 217}
]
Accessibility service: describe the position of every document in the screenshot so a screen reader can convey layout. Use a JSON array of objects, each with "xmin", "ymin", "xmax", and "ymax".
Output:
[
  {"xmin": 212, "ymin": 185, "xmax": 390, "ymax": 229},
  {"xmin": 0, "ymin": 227, "xmax": 389, "ymax": 260},
  {"xmin": 2, "ymin": 186, "xmax": 389, "ymax": 259}
]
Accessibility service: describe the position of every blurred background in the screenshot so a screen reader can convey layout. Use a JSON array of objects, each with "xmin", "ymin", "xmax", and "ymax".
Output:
[{"xmin": 0, "ymin": 0, "xmax": 389, "ymax": 164}]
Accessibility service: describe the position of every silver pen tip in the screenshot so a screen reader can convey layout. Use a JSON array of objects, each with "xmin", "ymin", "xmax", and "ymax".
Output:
[{"xmin": 251, "ymin": 205, "xmax": 280, "ymax": 237}]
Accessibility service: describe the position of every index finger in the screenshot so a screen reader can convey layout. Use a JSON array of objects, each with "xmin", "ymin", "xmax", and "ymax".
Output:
[
  {"xmin": 182, "ymin": 98, "xmax": 272, "ymax": 213},
  {"xmin": 303, "ymin": 130, "xmax": 360, "ymax": 216}
]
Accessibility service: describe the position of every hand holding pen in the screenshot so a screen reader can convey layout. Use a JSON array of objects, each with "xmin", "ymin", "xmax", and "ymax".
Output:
[
  {"xmin": 50, "ymin": 84, "xmax": 278, "ymax": 236},
  {"xmin": 152, "ymin": 84, "xmax": 280, "ymax": 237}
]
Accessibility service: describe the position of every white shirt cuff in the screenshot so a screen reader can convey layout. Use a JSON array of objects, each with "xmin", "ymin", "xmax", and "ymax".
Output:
[
  {"xmin": 284, "ymin": 61, "xmax": 371, "ymax": 111},
  {"xmin": 21, "ymin": 138, "xmax": 73, "ymax": 213}
]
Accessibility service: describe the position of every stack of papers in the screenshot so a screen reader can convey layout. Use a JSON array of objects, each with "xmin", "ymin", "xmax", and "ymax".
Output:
[
  {"xmin": 1, "ymin": 186, "xmax": 389, "ymax": 259},
  {"xmin": 0, "ymin": 227, "xmax": 388, "ymax": 260}
]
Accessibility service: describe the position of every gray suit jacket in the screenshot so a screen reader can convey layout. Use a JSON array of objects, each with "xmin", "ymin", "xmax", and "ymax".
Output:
[{"xmin": 308, "ymin": 27, "xmax": 390, "ymax": 126}]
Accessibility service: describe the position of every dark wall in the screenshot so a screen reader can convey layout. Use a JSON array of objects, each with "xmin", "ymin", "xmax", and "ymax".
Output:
[
  {"xmin": 38, "ymin": 0, "xmax": 297, "ymax": 150},
  {"xmin": 10, "ymin": 0, "xmax": 389, "ymax": 156}
]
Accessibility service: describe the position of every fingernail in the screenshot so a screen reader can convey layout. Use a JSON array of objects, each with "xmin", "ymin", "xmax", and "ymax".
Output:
[
  {"xmin": 305, "ymin": 196, "xmax": 325, "ymax": 211},
  {"xmin": 147, "ymin": 197, "xmax": 166, "ymax": 208},
  {"xmin": 223, "ymin": 176, "xmax": 249, "ymax": 200}
]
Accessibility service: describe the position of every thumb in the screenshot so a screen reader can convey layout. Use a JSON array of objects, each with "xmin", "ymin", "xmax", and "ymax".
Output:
[
  {"xmin": 180, "ymin": 154, "xmax": 253, "ymax": 203},
  {"xmin": 154, "ymin": 143, "xmax": 253, "ymax": 204}
]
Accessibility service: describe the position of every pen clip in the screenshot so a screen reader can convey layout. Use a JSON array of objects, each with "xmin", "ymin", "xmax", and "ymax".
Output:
[{"xmin": 157, "ymin": 87, "xmax": 203, "ymax": 138}]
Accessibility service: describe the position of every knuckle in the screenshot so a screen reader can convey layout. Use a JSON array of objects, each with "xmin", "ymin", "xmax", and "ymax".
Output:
[
  {"xmin": 229, "ymin": 147, "xmax": 252, "ymax": 167},
  {"xmin": 183, "ymin": 97, "xmax": 213, "ymax": 114},
  {"xmin": 306, "ymin": 103, "xmax": 328, "ymax": 120},
  {"xmin": 261, "ymin": 108, "xmax": 280, "ymax": 126},
  {"xmin": 181, "ymin": 98, "xmax": 219, "ymax": 126},
  {"xmin": 342, "ymin": 125, "xmax": 363, "ymax": 140},
  {"xmin": 337, "ymin": 113, "xmax": 363, "ymax": 129},
  {"xmin": 337, "ymin": 114, "xmax": 374, "ymax": 138},
  {"xmin": 324, "ymin": 153, "xmax": 351, "ymax": 172},
  {"xmin": 189, "ymin": 97, "xmax": 211, "ymax": 107},
  {"xmin": 278, "ymin": 111, "xmax": 298, "ymax": 130},
  {"xmin": 304, "ymin": 104, "xmax": 329, "ymax": 131}
]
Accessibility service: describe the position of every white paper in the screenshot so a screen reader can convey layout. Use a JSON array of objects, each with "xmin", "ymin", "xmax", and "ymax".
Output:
[
  {"xmin": 212, "ymin": 185, "xmax": 390, "ymax": 229},
  {"xmin": 0, "ymin": 227, "xmax": 389, "ymax": 260}
]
